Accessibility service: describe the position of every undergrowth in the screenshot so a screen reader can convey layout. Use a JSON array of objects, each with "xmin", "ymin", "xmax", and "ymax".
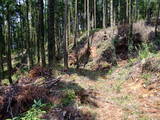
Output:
[
  {"xmin": 129, "ymin": 43, "xmax": 157, "ymax": 65},
  {"xmin": 61, "ymin": 89, "xmax": 76, "ymax": 106},
  {"xmin": 141, "ymin": 73, "xmax": 152, "ymax": 86},
  {"xmin": 7, "ymin": 100, "xmax": 51, "ymax": 120}
]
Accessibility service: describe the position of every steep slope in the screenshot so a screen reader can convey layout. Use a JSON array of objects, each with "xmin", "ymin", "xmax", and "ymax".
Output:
[{"xmin": 69, "ymin": 21, "xmax": 156, "ymax": 71}]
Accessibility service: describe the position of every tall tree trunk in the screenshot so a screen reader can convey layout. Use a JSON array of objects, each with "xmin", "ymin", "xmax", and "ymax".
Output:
[
  {"xmin": 146, "ymin": 0, "xmax": 151, "ymax": 23},
  {"xmin": 107, "ymin": 0, "xmax": 110, "ymax": 26},
  {"xmin": 68, "ymin": 5, "xmax": 71, "ymax": 46},
  {"xmin": 0, "ymin": 53, "xmax": 3, "ymax": 83},
  {"xmin": 74, "ymin": 0, "xmax": 78, "ymax": 47},
  {"xmin": 26, "ymin": 0, "xmax": 33, "ymax": 68},
  {"xmin": 87, "ymin": 0, "xmax": 90, "ymax": 46},
  {"xmin": 6, "ymin": 4, "xmax": 12, "ymax": 84},
  {"xmin": 110, "ymin": 0, "xmax": 114, "ymax": 27},
  {"xmin": 57, "ymin": 28, "xmax": 61, "ymax": 58},
  {"xmin": 35, "ymin": 4, "xmax": 40, "ymax": 64},
  {"xmin": 135, "ymin": 0, "xmax": 139, "ymax": 21},
  {"xmin": 155, "ymin": 1, "xmax": 160, "ymax": 37},
  {"xmin": 48, "ymin": 0, "xmax": 56, "ymax": 66},
  {"xmin": 0, "ymin": 16, "xmax": 4, "ymax": 82},
  {"xmin": 129, "ymin": 0, "xmax": 133, "ymax": 47},
  {"xmin": 38, "ymin": 0, "xmax": 46, "ymax": 67},
  {"xmin": 84, "ymin": 0, "xmax": 87, "ymax": 31},
  {"xmin": 103, "ymin": 0, "xmax": 106, "ymax": 28},
  {"xmin": 94, "ymin": 0, "xmax": 96, "ymax": 28},
  {"xmin": 30, "ymin": 2, "xmax": 37, "ymax": 64},
  {"xmin": 64, "ymin": 0, "xmax": 69, "ymax": 69},
  {"xmin": 91, "ymin": 4, "xmax": 94, "ymax": 29},
  {"xmin": 126, "ymin": 0, "xmax": 129, "ymax": 23},
  {"xmin": 37, "ymin": 34, "xmax": 40, "ymax": 64},
  {"xmin": 118, "ymin": 0, "xmax": 121, "ymax": 24}
]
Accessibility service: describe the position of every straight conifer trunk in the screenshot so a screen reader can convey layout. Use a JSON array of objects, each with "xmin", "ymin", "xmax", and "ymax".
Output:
[
  {"xmin": 110, "ymin": 0, "xmax": 114, "ymax": 27},
  {"xmin": 87, "ymin": 0, "xmax": 90, "ymax": 46},
  {"xmin": 94, "ymin": 0, "xmax": 96, "ymax": 28},
  {"xmin": 48, "ymin": 0, "xmax": 56, "ymax": 66},
  {"xmin": 6, "ymin": 4, "xmax": 13, "ymax": 84},
  {"xmin": 103, "ymin": 0, "xmax": 106, "ymax": 28},
  {"xmin": 74, "ymin": 0, "xmax": 78, "ymax": 47},
  {"xmin": 64, "ymin": 0, "xmax": 69, "ymax": 69},
  {"xmin": 155, "ymin": 1, "xmax": 160, "ymax": 37},
  {"xmin": 38, "ymin": 0, "xmax": 46, "ymax": 67}
]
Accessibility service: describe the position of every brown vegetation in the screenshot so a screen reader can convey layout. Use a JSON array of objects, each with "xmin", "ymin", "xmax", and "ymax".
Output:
[
  {"xmin": 0, "ymin": 66, "xmax": 60, "ymax": 119},
  {"xmin": 69, "ymin": 21, "xmax": 155, "ymax": 71}
]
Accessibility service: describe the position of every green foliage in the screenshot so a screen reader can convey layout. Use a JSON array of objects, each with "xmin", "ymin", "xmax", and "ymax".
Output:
[
  {"xmin": 12, "ymin": 73, "xmax": 19, "ymax": 81},
  {"xmin": 8, "ymin": 100, "xmax": 47, "ymax": 120},
  {"xmin": 61, "ymin": 89, "xmax": 76, "ymax": 106},
  {"xmin": 141, "ymin": 73, "xmax": 152, "ymax": 86},
  {"xmin": 142, "ymin": 73, "xmax": 151, "ymax": 80},
  {"xmin": 128, "ymin": 43, "xmax": 158, "ymax": 65},
  {"xmin": 152, "ymin": 37, "xmax": 160, "ymax": 48},
  {"xmin": 12, "ymin": 108, "xmax": 45, "ymax": 120},
  {"xmin": 107, "ymin": 67, "xmax": 116, "ymax": 75},
  {"xmin": 32, "ymin": 100, "xmax": 47, "ymax": 108},
  {"xmin": 112, "ymin": 80, "xmax": 125, "ymax": 93},
  {"xmin": 138, "ymin": 43, "xmax": 154, "ymax": 59},
  {"xmin": 111, "ymin": 95, "xmax": 132, "ymax": 105},
  {"xmin": 128, "ymin": 57, "xmax": 138, "ymax": 65},
  {"xmin": 138, "ymin": 116, "xmax": 150, "ymax": 120}
]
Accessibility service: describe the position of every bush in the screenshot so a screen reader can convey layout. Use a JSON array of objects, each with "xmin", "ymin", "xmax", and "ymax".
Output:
[
  {"xmin": 138, "ymin": 43, "xmax": 153, "ymax": 59},
  {"xmin": 61, "ymin": 89, "xmax": 76, "ymax": 106}
]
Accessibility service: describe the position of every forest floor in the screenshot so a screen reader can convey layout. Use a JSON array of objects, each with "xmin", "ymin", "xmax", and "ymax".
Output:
[
  {"xmin": 2, "ymin": 55, "xmax": 160, "ymax": 120},
  {"xmin": 57, "ymin": 56, "xmax": 160, "ymax": 120},
  {"xmin": 51, "ymin": 23, "xmax": 160, "ymax": 120},
  {"xmin": 2, "ymin": 55, "xmax": 159, "ymax": 120},
  {"xmin": 1, "ymin": 23, "xmax": 160, "ymax": 120}
]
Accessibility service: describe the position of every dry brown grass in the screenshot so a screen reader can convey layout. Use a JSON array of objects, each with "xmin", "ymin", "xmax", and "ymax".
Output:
[{"xmin": 133, "ymin": 20, "xmax": 155, "ymax": 42}]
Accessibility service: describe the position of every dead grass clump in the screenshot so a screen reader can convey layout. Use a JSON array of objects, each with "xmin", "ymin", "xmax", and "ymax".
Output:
[
  {"xmin": 18, "ymin": 66, "xmax": 53, "ymax": 86},
  {"xmin": 29, "ymin": 66, "xmax": 51, "ymax": 78},
  {"xmin": 68, "ymin": 52, "xmax": 77, "ymax": 66},
  {"xmin": 0, "ymin": 96, "xmax": 4, "ymax": 110},
  {"xmin": 140, "ymin": 57, "xmax": 160, "ymax": 94},
  {"xmin": 69, "ymin": 45, "xmax": 91, "ymax": 68},
  {"xmin": 142, "ymin": 57, "xmax": 160, "ymax": 73},
  {"xmin": 76, "ymin": 89, "xmax": 100, "ymax": 108},
  {"xmin": 91, "ymin": 61, "xmax": 111, "ymax": 71},
  {"xmin": 0, "ymin": 65, "xmax": 60, "ymax": 119},
  {"xmin": 42, "ymin": 106, "xmax": 95, "ymax": 120},
  {"xmin": 133, "ymin": 20, "xmax": 155, "ymax": 42},
  {"xmin": 0, "ymin": 85, "xmax": 48, "ymax": 119}
]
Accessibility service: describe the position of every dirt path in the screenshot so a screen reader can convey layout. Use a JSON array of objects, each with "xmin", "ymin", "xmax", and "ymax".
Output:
[
  {"xmin": 61, "ymin": 74, "xmax": 123, "ymax": 120},
  {"xmin": 60, "ymin": 60, "xmax": 160, "ymax": 120}
]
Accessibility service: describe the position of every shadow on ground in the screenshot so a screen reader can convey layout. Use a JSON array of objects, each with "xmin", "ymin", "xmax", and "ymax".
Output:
[
  {"xmin": 62, "ymin": 67, "xmax": 109, "ymax": 81},
  {"xmin": 43, "ymin": 80, "xmax": 98, "ymax": 120},
  {"xmin": 0, "ymin": 77, "xmax": 97, "ymax": 120}
]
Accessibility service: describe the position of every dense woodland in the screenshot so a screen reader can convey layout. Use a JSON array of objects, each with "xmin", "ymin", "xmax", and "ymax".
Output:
[{"xmin": 0, "ymin": 0, "xmax": 160, "ymax": 119}]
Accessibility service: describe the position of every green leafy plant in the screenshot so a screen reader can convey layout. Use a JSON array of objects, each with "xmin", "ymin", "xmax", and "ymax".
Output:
[
  {"xmin": 113, "ymin": 82, "xmax": 123, "ymax": 93},
  {"xmin": 61, "ymin": 89, "xmax": 76, "ymax": 106},
  {"xmin": 141, "ymin": 73, "xmax": 152, "ymax": 86},
  {"xmin": 8, "ymin": 100, "xmax": 47, "ymax": 120},
  {"xmin": 138, "ymin": 43, "xmax": 154, "ymax": 59},
  {"xmin": 111, "ymin": 95, "xmax": 132, "ymax": 105},
  {"xmin": 32, "ymin": 100, "xmax": 46, "ymax": 108}
]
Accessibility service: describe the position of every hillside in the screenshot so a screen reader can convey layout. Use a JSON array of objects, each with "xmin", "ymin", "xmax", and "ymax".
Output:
[
  {"xmin": 69, "ymin": 21, "xmax": 157, "ymax": 71},
  {"xmin": 1, "ymin": 0, "xmax": 160, "ymax": 119},
  {"xmin": 1, "ymin": 21, "xmax": 160, "ymax": 120}
]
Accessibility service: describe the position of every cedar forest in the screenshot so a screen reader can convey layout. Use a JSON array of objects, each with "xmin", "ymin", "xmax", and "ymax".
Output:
[{"xmin": 0, "ymin": 0, "xmax": 160, "ymax": 120}]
